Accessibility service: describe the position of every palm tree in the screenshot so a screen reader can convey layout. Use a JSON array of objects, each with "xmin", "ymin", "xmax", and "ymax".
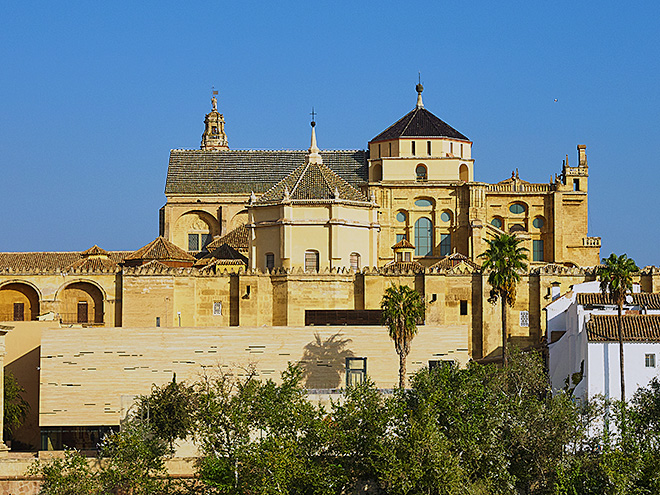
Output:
[
  {"xmin": 598, "ymin": 253, "xmax": 638, "ymax": 402},
  {"xmin": 479, "ymin": 233, "xmax": 528, "ymax": 367},
  {"xmin": 381, "ymin": 284, "xmax": 425, "ymax": 389}
]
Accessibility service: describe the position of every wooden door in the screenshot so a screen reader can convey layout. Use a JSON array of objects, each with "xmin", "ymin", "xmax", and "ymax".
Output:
[
  {"xmin": 77, "ymin": 301, "xmax": 88, "ymax": 324},
  {"xmin": 13, "ymin": 303, "xmax": 24, "ymax": 321}
]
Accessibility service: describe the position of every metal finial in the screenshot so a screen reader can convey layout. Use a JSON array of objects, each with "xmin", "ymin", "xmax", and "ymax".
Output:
[{"xmin": 310, "ymin": 107, "xmax": 317, "ymax": 126}]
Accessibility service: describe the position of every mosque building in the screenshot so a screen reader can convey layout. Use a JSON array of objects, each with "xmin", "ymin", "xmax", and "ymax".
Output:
[{"xmin": 0, "ymin": 84, "xmax": 631, "ymax": 450}]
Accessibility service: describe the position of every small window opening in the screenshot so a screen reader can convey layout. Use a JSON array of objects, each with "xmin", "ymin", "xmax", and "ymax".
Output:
[
  {"xmin": 460, "ymin": 300, "xmax": 468, "ymax": 315},
  {"xmin": 416, "ymin": 164, "xmax": 427, "ymax": 181},
  {"xmin": 213, "ymin": 302, "xmax": 222, "ymax": 316},
  {"xmin": 155, "ymin": 317, "xmax": 161, "ymax": 327},
  {"xmin": 266, "ymin": 252, "xmax": 275, "ymax": 270},
  {"xmin": 305, "ymin": 250, "xmax": 320, "ymax": 272},
  {"xmin": 411, "ymin": 141, "xmax": 416, "ymax": 156},
  {"xmin": 350, "ymin": 252, "xmax": 361, "ymax": 272},
  {"xmin": 427, "ymin": 141, "xmax": 431, "ymax": 155},
  {"xmin": 519, "ymin": 311, "xmax": 530, "ymax": 327},
  {"xmin": 646, "ymin": 353, "xmax": 656, "ymax": 368},
  {"xmin": 378, "ymin": 144, "xmax": 381, "ymax": 158},
  {"xmin": 573, "ymin": 179, "xmax": 580, "ymax": 191},
  {"xmin": 450, "ymin": 142, "xmax": 453, "ymax": 155},
  {"xmin": 389, "ymin": 142, "xmax": 392, "ymax": 156},
  {"xmin": 460, "ymin": 143, "xmax": 464, "ymax": 157},
  {"xmin": 346, "ymin": 357, "xmax": 367, "ymax": 386}
]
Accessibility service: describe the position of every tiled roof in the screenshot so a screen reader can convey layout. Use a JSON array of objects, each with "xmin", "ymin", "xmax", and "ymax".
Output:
[
  {"xmin": 206, "ymin": 225, "xmax": 249, "ymax": 252},
  {"xmin": 370, "ymin": 107, "xmax": 469, "ymax": 142},
  {"xmin": 392, "ymin": 238, "xmax": 415, "ymax": 249},
  {"xmin": 196, "ymin": 244, "xmax": 248, "ymax": 267},
  {"xmin": 382, "ymin": 260, "xmax": 425, "ymax": 272},
  {"xmin": 125, "ymin": 237, "xmax": 196, "ymax": 262},
  {"xmin": 429, "ymin": 252, "xmax": 480, "ymax": 270},
  {"xmin": 66, "ymin": 257, "xmax": 118, "ymax": 272},
  {"xmin": 586, "ymin": 314, "xmax": 660, "ymax": 342},
  {"xmin": 257, "ymin": 161, "xmax": 368, "ymax": 204},
  {"xmin": 165, "ymin": 150, "xmax": 368, "ymax": 195},
  {"xmin": 0, "ymin": 251, "xmax": 130, "ymax": 272},
  {"xmin": 81, "ymin": 245, "xmax": 109, "ymax": 256},
  {"xmin": 577, "ymin": 293, "xmax": 660, "ymax": 310}
]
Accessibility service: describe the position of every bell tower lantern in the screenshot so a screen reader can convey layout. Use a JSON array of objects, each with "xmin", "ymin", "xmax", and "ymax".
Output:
[{"xmin": 201, "ymin": 91, "xmax": 229, "ymax": 150}]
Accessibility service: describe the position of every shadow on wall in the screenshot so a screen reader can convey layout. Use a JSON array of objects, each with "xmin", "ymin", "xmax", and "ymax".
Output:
[
  {"xmin": 299, "ymin": 333, "xmax": 354, "ymax": 389},
  {"xmin": 6, "ymin": 347, "xmax": 40, "ymax": 450}
]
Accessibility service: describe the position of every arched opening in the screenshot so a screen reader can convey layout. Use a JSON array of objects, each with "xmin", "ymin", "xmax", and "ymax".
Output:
[
  {"xmin": 0, "ymin": 282, "xmax": 40, "ymax": 321},
  {"xmin": 416, "ymin": 164, "xmax": 427, "ymax": 181},
  {"xmin": 509, "ymin": 224, "xmax": 526, "ymax": 233},
  {"xmin": 304, "ymin": 250, "xmax": 320, "ymax": 273},
  {"xmin": 229, "ymin": 210, "xmax": 248, "ymax": 231},
  {"xmin": 350, "ymin": 252, "xmax": 361, "ymax": 272},
  {"xmin": 372, "ymin": 164, "xmax": 382, "ymax": 182},
  {"xmin": 175, "ymin": 211, "xmax": 219, "ymax": 253},
  {"xmin": 459, "ymin": 163, "xmax": 469, "ymax": 182},
  {"xmin": 414, "ymin": 217, "xmax": 433, "ymax": 257},
  {"xmin": 59, "ymin": 282, "xmax": 104, "ymax": 325}
]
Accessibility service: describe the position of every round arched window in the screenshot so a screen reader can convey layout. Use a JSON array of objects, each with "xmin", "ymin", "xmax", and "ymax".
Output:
[
  {"xmin": 533, "ymin": 217, "xmax": 544, "ymax": 229},
  {"xmin": 440, "ymin": 211, "xmax": 451, "ymax": 222},
  {"xmin": 416, "ymin": 164, "xmax": 427, "ymax": 181},
  {"xmin": 509, "ymin": 203, "xmax": 526, "ymax": 214},
  {"xmin": 396, "ymin": 212, "xmax": 407, "ymax": 222},
  {"xmin": 491, "ymin": 218, "xmax": 502, "ymax": 229}
]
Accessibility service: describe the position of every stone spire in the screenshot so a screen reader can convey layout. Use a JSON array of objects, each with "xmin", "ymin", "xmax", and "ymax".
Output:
[
  {"xmin": 306, "ymin": 118, "xmax": 323, "ymax": 165},
  {"xmin": 201, "ymin": 91, "xmax": 229, "ymax": 150}
]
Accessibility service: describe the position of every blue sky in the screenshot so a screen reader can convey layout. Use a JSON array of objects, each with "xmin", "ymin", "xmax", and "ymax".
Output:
[{"xmin": 1, "ymin": 1, "xmax": 659, "ymax": 266}]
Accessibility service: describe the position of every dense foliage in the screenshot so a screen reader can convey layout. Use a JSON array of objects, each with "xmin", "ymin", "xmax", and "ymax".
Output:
[
  {"xmin": 4, "ymin": 370, "xmax": 30, "ymax": 441},
  {"xmin": 31, "ymin": 351, "xmax": 660, "ymax": 494}
]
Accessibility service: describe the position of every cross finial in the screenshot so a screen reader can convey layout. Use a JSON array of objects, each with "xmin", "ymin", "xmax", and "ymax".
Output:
[{"xmin": 310, "ymin": 107, "xmax": 317, "ymax": 124}]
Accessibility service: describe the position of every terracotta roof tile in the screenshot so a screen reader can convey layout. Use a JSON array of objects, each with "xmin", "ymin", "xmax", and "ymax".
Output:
[
  {"xmin": 165, "ymin": 150, "xmax": 368, "ymax": 195},
  {"xmin": 370, "ymin": 107, "xmax": 469, "ymax": 142},
  {"xmin": 125, "ymin": 237, "xmax": 196, "ymax": 262},
  {"xmin": 577, "ymin": 293, "xmax": 660, "ymax": 310},
  {"xmin": 429, "ymin": 252, "xmax": 480, "ymax": 270},
  {"xmin": 0, "ymin": 251, "xmax": 130, "ymax": 272},
  {"xmin": 382, "ymin": 260, "xmax": 425, "ymax": 272},
  {"xmin": 257, "ymin": 161, "xmax": 368, "ymax": 204},
  {"xmin": 392, "ymin": 238, "xmax": 415, "ymax": 249},
  {"xmin": 586, "ymin": 314, "xmax": 660, "ymax": 342},
  {"xmin": 206, "ymin": 225, "xmax": 249, "ymax": 252}
]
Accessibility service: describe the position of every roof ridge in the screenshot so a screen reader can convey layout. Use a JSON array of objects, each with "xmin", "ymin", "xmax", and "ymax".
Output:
[
  {"xmin": 398, "ymin": 107, "xmax": 419, "ymax": 137},
  {"xmin": 290, "ymin": 162, "xmax": 311, "ymax": 197}
]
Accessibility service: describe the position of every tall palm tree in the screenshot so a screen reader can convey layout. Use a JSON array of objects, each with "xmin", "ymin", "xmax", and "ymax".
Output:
[
  {"xmin": 598, "ymin": 253, "xmax": 638, "ymax": 402},
  {"xmin": 479, "ymin": 234, "xmax": 528, "ymax": 366},
  {"xmin": 381, "ymin": 284, "xmax": 425, "ymax": 389}
]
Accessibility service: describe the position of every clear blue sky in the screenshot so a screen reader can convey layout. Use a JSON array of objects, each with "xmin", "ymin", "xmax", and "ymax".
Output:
[{"xmin": 1, "ymin": 1, "xmax": 659, "ymax": 266}]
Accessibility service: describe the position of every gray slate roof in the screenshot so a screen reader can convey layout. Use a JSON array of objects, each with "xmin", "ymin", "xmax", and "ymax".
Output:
[
  {"xmin": 165, "ymin": 150, "xmax": 368, "ymax": 195},
  {"xmin": 370, "ymin": 107, "xmax": 469, "ymax": 142},
  {"xmin": 257, "ymin": 161, "xmax": 368, "ymax": 204}
]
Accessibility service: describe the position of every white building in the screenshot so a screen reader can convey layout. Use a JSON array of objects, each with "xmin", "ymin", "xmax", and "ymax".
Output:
[{"xmin": 546, "ymin": 281, "xmax": 660, "ymax": 400}]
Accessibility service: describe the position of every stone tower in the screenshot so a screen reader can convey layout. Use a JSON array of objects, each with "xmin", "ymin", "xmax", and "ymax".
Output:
[{"xmin": 201, "ymin": 93, "xmax": 229, "ymax": 150}]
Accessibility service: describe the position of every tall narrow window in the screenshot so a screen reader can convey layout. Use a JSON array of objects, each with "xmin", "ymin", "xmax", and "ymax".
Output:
[
  {"xmin": 573, "ymin": 179, "xmax": 580, "ymax": 191},
  {"xmin": 411, "ymin": 141, "xmax": 416, "ymax": 156},
  {"xmin": 266, "ymin": 253, "xmax": 275, "ymax": 270},
  {"xmin": 13, "ymin": 303, "xmax": 24, "ymax": 321},
  {"xmin": 460, "ymin": 143, "xmax": 464, "ymax": 157},
  {"xmin": 450, "ymin": 142, "xmax": 453, "ymax": 155},
  {"xmin": 416, "ymin": 164, "xmax": 427, "ymax": 181},
  {"xmin": 533, "ymin": 240, "xmax": 544, "ymax": 262},
  {"xmin": 460, "ymin": 300, "xmax": 468, "ymax": 315},
  {"xmin": 389, "ymin": 142, "xmax": 392, "ymax": 156},
  {"xmin": 440, "ymin": 233, "xmax": 451, "ymax": 256},
  {"xmin": 188, "ymin": 234, "xmax": 199, "ymax": 252},
  {"xmin": 346, "ymin": 357, "xmax": 367, "ymax": 386},
  {"xmin": 304, "ymin": 250, "xmax": 319, "ymax": 272},
  {"xmin": 519, "ymin": 311, "xmax": 530, "ymax": 327},
  {"xmin": 378, "ymin": 144, "xmax": 381, "ymax": 158},
  {"xmin": 427, "ymin": 140, "xmax": 431, "ymax": 155},
  {"xmin": 350, "ymin": 252, "xmax": 361, "ymax": 272},
  {"xmin": 414, "ymin": 218, "xmax": 433, "ymax": 256}
]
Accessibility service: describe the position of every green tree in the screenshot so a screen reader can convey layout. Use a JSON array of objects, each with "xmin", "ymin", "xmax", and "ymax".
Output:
[
  {"xmin": 381, "ymin": 284, "xmax": 425, "ymax": 389},
  {"xmin": 138, "ymin": 375, "xmax": 196, "ymax": 452},
  {"xmin": 27, "ymin": 448, "xmax": 98, "ymax": 495},
  {"xmin": 479, "ymin": 233, "xmax": 528, "ymax": 366},
  {"xmin": 598, "ymin": 253, "xmax": 638, "ymax": 402},
  {"xmin": 4, "ymin": 371, "xmax": 30, "ymax": 442}
]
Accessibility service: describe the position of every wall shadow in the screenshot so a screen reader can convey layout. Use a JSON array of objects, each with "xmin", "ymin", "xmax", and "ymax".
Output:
[
  {"xmin": 299, "ymin": 332, "xmax": 354, "ymax": 389},
  {"xmin": 6, "ymin": 346, "xmax": 40, "ymax": 450}
]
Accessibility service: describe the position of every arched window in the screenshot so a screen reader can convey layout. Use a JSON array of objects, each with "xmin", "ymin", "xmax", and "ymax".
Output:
[
  {"xmin": 509, "ymin": 203, "xmax": 526, "ymax": 214},
  {"xmin": 416, "ymin": 164, "xmax": 427, "ymax": 181},
  {"xmin": 459, "ymin": 163, "xmax": 469, "ymax": 182},
  {"xmin": 509, "ymin": 224, "xmax": 525, "ymax": 233},
  {"xmin": 265, "ymin": 253, "xmax": 275, "ymax": 271},
  {"xmin": 440, "ymin": 234, "xmax": 451, "ymax": 256},
  {"xmin": 372, "ymin": 164, "xmax": 382, "ymax": 182},
  {"xmin": 350, "ymin": 252, "xmax": 361, "ymax": 271},
  {"xmin": 414, "ymin": 217, "xmax": 433, "ymax": 256},
  {"xmin": 304, "ymin": 250, "xmax": 319, "ymax": 272}
]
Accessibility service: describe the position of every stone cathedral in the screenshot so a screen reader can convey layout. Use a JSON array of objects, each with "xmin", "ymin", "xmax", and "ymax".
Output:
[{"xmin": 0, "ymin": 84, "xmax": 630, "ymax": 450}]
